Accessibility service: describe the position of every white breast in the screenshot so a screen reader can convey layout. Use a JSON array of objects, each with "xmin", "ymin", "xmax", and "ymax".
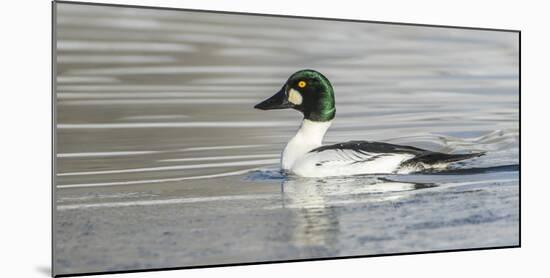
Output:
[{"xmin": 281, "ymin": 119, "xmax": 332, "ymax": 171}]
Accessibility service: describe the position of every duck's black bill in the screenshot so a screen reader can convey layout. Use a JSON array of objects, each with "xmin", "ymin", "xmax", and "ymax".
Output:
[{"xmin": 254, "ymin": 87, "xmax": 293, "ymax": 110}]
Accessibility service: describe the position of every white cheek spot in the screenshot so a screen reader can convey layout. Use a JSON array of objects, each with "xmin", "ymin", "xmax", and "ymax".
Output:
[{"xmin": 288, "ymin": 88, "xmax": 303, "ymax": 105}]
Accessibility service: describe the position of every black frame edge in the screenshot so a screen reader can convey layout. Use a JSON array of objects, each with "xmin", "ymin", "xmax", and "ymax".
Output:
[
  {"xmin": 51, "ymin": 1, "xmax": 57, "ymax": 277},
  {"xmin": 54, "ymin": 245, "xmax": 520, "ymax": 277},
  {"xmin": 54, "ymin": 0, "xmax": 521, "ymax": 33}
]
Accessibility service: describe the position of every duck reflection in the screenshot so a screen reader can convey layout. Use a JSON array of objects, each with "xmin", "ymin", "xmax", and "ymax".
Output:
[
  {"xmin": 278, "ymin": 175, "xmax": 437, "ymax": 253},
  {"xmin": 281, "ymin": 178, "xmax": 339, "ymax": 250}
]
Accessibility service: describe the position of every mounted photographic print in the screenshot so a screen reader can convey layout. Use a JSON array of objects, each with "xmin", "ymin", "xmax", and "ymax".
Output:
[{"xmin": 52, "ymin": 1, "xmax": 520, "ymax": 277}]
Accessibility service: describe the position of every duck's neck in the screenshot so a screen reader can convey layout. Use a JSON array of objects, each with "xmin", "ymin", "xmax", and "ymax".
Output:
[{"xmin": 281, "ymin": 119, "xmax": 332, "ymax": 171}]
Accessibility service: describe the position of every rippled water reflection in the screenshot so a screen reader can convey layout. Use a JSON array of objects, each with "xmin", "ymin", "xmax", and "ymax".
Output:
[{"xmin": 54, "ymin": 3, "xmax": 519, "ymax": 275}]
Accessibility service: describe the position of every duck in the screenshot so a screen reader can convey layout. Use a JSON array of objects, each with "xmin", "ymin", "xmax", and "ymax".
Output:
[{"xmin": 254, "ymin": 69, "xmax": 484, "ymax": 178}]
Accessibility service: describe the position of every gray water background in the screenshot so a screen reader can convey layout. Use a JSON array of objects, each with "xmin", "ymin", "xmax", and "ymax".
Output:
[{"xmin": 53, "ymin": 3, "xmax": 519, "ymax": 275}]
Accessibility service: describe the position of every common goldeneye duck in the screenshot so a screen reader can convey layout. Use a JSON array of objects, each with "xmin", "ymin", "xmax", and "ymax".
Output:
[{"xmin": 254, "ymin": 69, "xmax": 484, "ymax": 178}]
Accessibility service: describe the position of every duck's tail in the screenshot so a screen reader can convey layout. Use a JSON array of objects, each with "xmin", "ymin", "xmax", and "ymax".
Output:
[{"xmin": 403, "ymin": 151, "xmax": 485, "ymax": 166}]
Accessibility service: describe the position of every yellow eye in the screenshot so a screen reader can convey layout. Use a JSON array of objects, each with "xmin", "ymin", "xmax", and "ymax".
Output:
[{"xmin": 298, "ymin": 81, "xmax": 307, "ymax": 88}]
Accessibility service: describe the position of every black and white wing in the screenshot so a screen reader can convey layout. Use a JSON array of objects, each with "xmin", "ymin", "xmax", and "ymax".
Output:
[
  {"xmin": 291, "ymin": 141, "xmax": 484, "ymax": 177},
  {"xmin": 291, "ymin": 141, "xmax": 421, "ymax": 177}
]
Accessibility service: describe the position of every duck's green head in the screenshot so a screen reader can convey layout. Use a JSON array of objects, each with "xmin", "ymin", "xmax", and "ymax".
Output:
[{"xmin": 254, "ymin": 69, "xmax": 335, "ymax": 122}]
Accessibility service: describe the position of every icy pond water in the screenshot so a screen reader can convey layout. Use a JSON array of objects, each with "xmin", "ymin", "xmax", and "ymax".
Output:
[{"xmin": 53, "ymin": 3, "xmax": 519, "ymax": 275}]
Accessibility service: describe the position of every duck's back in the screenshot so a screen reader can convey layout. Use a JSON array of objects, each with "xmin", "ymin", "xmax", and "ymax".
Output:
[{"xmin": 289, "ymin": 141, "xmax": 483, "ymax": 177}]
